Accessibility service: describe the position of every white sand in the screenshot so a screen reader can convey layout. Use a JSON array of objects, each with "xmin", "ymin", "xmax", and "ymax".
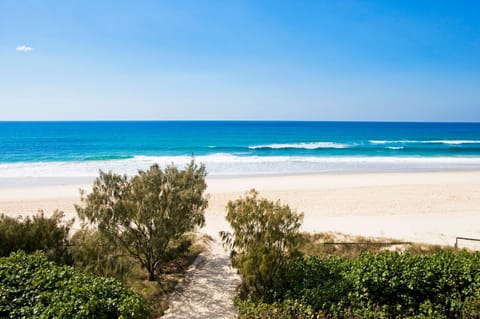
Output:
[
  {"xmin": 1, "ymin": 171, "xmax": 480, "ymax": 247},
  {"xmin": 161, "ymin": 239, "xmax": 241, "ymax": 319},
  {"xmin": 204, "ymin": 171, "xmax": 480, "ymax": 248}
]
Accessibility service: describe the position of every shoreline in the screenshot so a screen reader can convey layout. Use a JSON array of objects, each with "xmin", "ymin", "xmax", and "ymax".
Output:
[
  {"xmin": 1, "ymin": 167, "xmax": 480, "ymax": 188},
  {"xmin": 1, "ymin": 170, "xmax": 479, "ymax": 248},
  {"xmin": 1, "ymin": 154, "xmax": 480, "ymax": 185}
]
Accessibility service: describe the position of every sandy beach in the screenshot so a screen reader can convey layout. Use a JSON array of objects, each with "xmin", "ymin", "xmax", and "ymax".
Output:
[
  {"xmin": 1, "ymin": 170, "xmax": 479, "ymax": 248},
  {"xmin": 2, "ymin": 170, "xmax": 480, "ymax": 318}
]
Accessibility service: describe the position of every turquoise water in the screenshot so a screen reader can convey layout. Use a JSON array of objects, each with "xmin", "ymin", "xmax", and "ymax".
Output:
[{"xmin": 1, "ymin": 121, "xmax": 480, "ymax": 177}]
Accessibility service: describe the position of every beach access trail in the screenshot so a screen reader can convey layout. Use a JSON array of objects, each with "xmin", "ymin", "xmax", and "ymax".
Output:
[{"xmin": 161, "ymin": 237, "xmax": 240, "ymax": 319}]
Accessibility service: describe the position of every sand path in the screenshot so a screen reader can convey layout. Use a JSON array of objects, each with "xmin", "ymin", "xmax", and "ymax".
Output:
[{"xmin": 161, "ymin": 236, "xmax": 241, "ymax": 319}]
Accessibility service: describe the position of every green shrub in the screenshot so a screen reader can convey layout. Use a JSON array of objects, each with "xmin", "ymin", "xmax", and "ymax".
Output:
[
  {"xmin": 276, "ymin": 251, "xmax": 480, "ymax": 318},
  {"xmin": 462, "ymin": 295, "xmax": 480, "ymax": 319},
  {"xmin": 236, "ymin": 296, "xmax": 321, "ymax": 319},
  {"xmin": 347, "ymin": 251, "xmax": 480, "ymax": 318},
  {"xmin": 70, "ymin": 228, "xmax": 134, "ymax": 282},
  {"xmin": 0, "ymin": 211, "xmax": 72, "ymax": 264},
  {"xmin": 0, "ymin": 251, "xmax": 150, "ymax": 319},
  {"xmin": 220, "ymin": 189, "xmax": 304, "ymax": 299},
  {"xmin": 281, "ymin": 256, "xmax": 350, "ymax": 314}
]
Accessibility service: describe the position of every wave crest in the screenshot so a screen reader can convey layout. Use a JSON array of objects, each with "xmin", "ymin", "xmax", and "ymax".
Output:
[
  {"xmin": 248, "ymin": 142, "xmax": 348, "ymax": 150},
  {"xmin": 370, "ymin": 140, "xmax": 480, "ymax": 145}
]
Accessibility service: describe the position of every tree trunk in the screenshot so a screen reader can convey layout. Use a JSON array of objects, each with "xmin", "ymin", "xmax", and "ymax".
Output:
[
  {"xmin": 146, "ymin": 262, "xmax": 156, "ymax": 281},
  {"xmin": 148, "ymin": 269, "xmax": 155, "ymax": 281}
]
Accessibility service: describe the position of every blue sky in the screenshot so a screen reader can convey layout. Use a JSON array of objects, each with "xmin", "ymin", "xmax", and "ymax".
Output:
[{"xmin": 1, "ymin": 0, "xmax": 479, "ymax": 121}]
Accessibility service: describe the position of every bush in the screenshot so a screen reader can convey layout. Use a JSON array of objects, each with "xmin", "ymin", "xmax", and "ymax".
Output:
[
  {"xmin": 0, "ymin": 210, "xmax": 73, "ymax": 264},
  {"xmin": 221, "ymin": 189, "xmax": 304, "ymax": 299},
  {"xmin": 236, "ymin": 296, "xmax": 321, "ymax": 319},
  {"xmin": 277, "ymin": 251, "xmax": 480, "ymax": 318},
  {"xmin": 70, "ymin": 228, "xmax": 134, "ymax": 282},
  {"xmin": 281, "ymin": 255, "xmax": 350, "ymax": 314},
  {"xmin": 0, "ymin": 251, "xmax": 150, "ymax": 319},
  {"xmin": 346, "ymin": 251, "xmax": 480, "ymax": 317},
  {"xmin": 76, "ymin": 161, "xmax": 208, "ymax": 281}
]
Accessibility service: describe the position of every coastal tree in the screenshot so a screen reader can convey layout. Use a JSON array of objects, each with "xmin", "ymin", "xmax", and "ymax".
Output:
[
  {"xmin": 75, "ymin": 161, "xmax": 208, "ymax": 281},
  {"xmin": 220, "ymin": 189, "xmax": 304, "ymax": 297}
]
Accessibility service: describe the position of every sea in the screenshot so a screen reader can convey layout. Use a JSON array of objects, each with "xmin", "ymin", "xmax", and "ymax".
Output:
[{"xmin": 1, "ymin": 121, "xmax": 480, "ymax": 184}]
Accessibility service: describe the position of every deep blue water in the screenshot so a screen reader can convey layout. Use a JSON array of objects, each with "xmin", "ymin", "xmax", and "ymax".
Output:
[{"xmin": 1, "ymin": 121, "xmax": 480, "ymax": 177}]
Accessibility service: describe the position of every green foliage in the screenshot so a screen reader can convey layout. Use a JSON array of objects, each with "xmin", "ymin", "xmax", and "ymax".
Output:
[
  {"xmin": 233, "ymin": 227, "xmax": 480, "ymax": 318},
  {"xmin": 221, "ymin": 189, "xmax": 304, "ymax": 298},
  {"xmin": 0, "ymin": 251, "xmax": 149, "ymax": 319},
  {"xmin": 127, "ymin": 234, "xmax": 204, "ymax": 317},
  {"xmin": 274, "ymin": 251, "xmax": 480, "ymax": 318},
  {"xmin": 236, "ymin": 296, "xmax": 321, "ymax": 319},
  {"xmin": 281, "ymin": 255, "xmax": 350, "ymax": 314},
  {"xmin": 222, "ymin": 195, "xmax": 480, "ymax": 318},
  {"xmin": 70, "ymin": 228, "xmax": 134, "ymax": 282},
  {"xmin": 0, "ymin": 211, "xmax": 73, "ymax": 264},
  {"xmin": 462, "ymin": 295, "xmax": 480, "ymax": 319},
  {"xmin": 76, "ymin": 161, "xmax": 208, "ymax": 281}
]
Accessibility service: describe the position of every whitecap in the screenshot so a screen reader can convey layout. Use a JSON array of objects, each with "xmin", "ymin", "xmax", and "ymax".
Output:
[
  {"xmin": 370, "ymin": 140, "xmax": 480, "ymax": 145},
  {"xmin": 248, "ymin": 142, "xmax": 348, "ymax": 150},
  {"xmin": 387, "ymin": 146, "xmax": 404, "ymax": 150}
]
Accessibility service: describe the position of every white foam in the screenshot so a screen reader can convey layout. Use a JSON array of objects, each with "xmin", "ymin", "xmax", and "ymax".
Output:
[
  {"xmin": 431, "ymin": 140, "xmax": 480, "ymax": 145},
  {"xmin": 248, "ymin": 142, "xmax": 348, "ymax": 149},
  {"xmin": 370, "ymin": 140, "xmax": 480, "ymax": 145},
  {"xmin": 369, "ymin": 140, "xmax": 389, "ymax": 144},
  {"xmin": 1, "ymin": 154, "xmax": 480, "ymax": 179}
]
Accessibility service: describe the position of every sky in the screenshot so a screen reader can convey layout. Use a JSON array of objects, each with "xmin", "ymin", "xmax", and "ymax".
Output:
[{"xmin": 1, "ymin": 0, "xmax": 480, "ymax": 121}]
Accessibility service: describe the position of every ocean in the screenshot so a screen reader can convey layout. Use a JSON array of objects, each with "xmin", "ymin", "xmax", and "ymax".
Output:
[{"xmin": 1, "ymin": 121, "xmax": 480, "ymax": 180}]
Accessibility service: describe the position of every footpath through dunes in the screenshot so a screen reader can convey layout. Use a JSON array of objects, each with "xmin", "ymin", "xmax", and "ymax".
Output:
[{"xmin": 161, "ymin": 236, "xmax": 241, "ymax": 319}]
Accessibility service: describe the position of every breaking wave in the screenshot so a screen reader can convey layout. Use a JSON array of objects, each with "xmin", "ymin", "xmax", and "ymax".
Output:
[
  {"xmin": 370, "ymin": 140, "xmax": 480, "ymax": 145},
  {"xmin": 248, "ymin": 142, "xmax": 349, "ymax": 150},
  {"xmin": 1, "ymin": 154, "xmax": 480, "ymax": 179}
]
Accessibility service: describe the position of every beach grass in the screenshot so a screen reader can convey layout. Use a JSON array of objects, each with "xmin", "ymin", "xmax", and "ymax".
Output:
[{"xmin": 300, "ymin": 231, "xmax": 454, "ymax": 258}]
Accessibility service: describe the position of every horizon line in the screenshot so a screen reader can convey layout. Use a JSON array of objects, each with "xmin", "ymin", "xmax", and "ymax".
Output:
[{"xmin": 0, "ymin": 119, "xmax": 480, "ymax": 124}]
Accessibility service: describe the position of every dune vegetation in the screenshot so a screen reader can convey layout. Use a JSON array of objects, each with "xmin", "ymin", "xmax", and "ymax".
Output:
[
  {"xmin": 0, "ymin": 161, "xmax": 208, "ymax": 318},
  {"xmin": 223, "ymin": 190, "xmax": 480, "ymax": 319}
]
